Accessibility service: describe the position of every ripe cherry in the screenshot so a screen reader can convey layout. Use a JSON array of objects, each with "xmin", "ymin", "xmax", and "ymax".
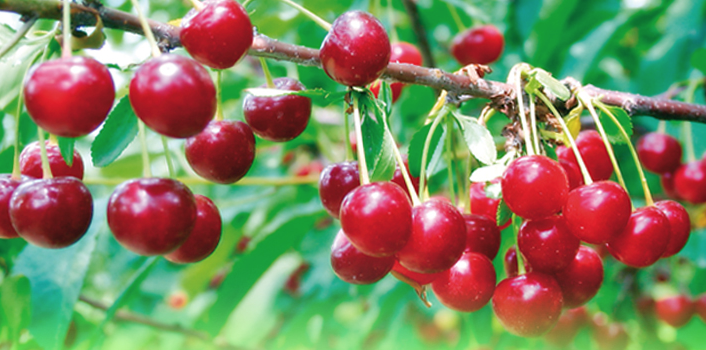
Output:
[
  {"xmin": 661, "ymin": 171, "xmax": 681, "ymax": 199},
  {"xmin": 370, "ymin": 80, "xmax": 403, "ymax": 103},
  {"xmin": 107, "ymin": 178, "xmax": 197, "ymax": 256},
  {"xmin": 185, "ymin": 120, "xmax": 256, "ymax": 184},
  {"xmin": 655, "ymin": 295, "xmax": 694, "ymax": 328},
  {"xmin": 694, "ymin": 293, "xmax": 706, "ymax": 322},
  {"xmin": 518, "ymin": 215, "xmax": 580, "ymax": 274},
  {"xmin": 129, "ymin": 54, "xmax": 216, "ymax": 138},
  {"xmin": 654, "ymin": 200, "xmax": 691, "ymax": 258},
  {"xmin": 370, "ymin": 42, "xmax": 423, "ymax": 102},
  {"xmin": 320, "ymin": 11, "xmax": 390, "ymax": 87},
  {"xmin": 179, "ymin": 0, "xmax": 253, "ymax": 70},
  {"xmin": 318, "ymin": 161, "xmax": 360, "ymax": 219},
  {"xmin": 557, "ymin": 130, "xmax": 613, "ymax": 181},
  {"xmin": 0, "ymin": 175, "xmax": 22, "ymax": 239},
  {"xmin": 559, "ymin": 159, "xmax": 584, "ymax": 190},
  {"xmin": 390, "ymin": 158, "xmax": 420, "ymax": 200},
  {"xmin": 20, "ymin": 141, "xmax": 84, "ymax": 180},
  {"xmin": 673, "ymin": 160, "xmax": 706, "ymax": 204},
  {"xmin": 563, "ymin": 181, "xmax": 632, "ymax": 244},
  {"xmin": 503, "ymin": 245, "xmax": 530, "ymax": 278},
  {"xmin": 553, "ymin": 246, "xmax": 604, "ymax": 308},
  {"xmin": 450, "ymin": 25, "xmax": 504, "ymax": 65},
  {"xmin": 24, "ymin": 56, "xmax": 115, "ymax": 138},
  {"xmin": 330, "ymin": 230, "xmax": 394, "ymax": 284},
  {"xmin": 339, "ymin": 182, "xmax": 412, "ymax": 257},
  {"xmin": 391, "ymin": 260, "xmax": 443, "ymax": 285},
  {"xmin": 501, "ymin": 155, "xmax": 569, "ymax": 220},
  {"xmin": 431, "ymin": 252, "xmax": 496, "ymax": 312},
  {"xmin": 606, "ymin": 206, "xmax": 671, "ymax": 267},
  {"xmin": 243, "ymin": 77, "xmax": 312, "ymax": 142},
  {"xmin": 462, "ymin": 214, "xmax": 500, "ymax": 260},
  {"xmin": 637, "ymin": 132, "xmax": 682, "ymax": 174},
  {"xmin": 544, "ymin": 307, "xmax": 589, "ymax": 347},
  {"xmin": 10, "ymin": 177, "xmax": 93, "ymax": 248},
  {"xmin": 165, "ymin": 195, "xmax": 222, "ymax": 263},
  {"xmin": 469, "ymin": 180, "xmax": 509, "ymax": 228}
]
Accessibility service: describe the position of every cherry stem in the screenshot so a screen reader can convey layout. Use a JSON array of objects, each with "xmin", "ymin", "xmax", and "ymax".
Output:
[
  {"xmin": 657, "ymin": 120, "xmax": 667, "ymax": 134},
  {"xmin": 445, "ymin": 2, "xmax": 466, "ymax": 32},
  {"xmin": 419, "ymin": 106, "xmax": 448, "ymax": 202},
  {"xmin": 242, "ymin": 0, "xmax": 254, "ymax": 8},
  {"xmin": 160, "ymin": 136, "xmax": 175, "ymax": 178},
  {"xmin": 82, "ymin": 175, "xmax": 319, "ymax": 186},
  {"xmin": 385, "ymin": 124, "xmax": 421, "ymax": 206},
  {"xmin": 137, "ymin": 120, "xmax": 152, "ymax": 178},
  {"xmin": 514, "ymin": 67, "xmax": 534, "ymax": 156},
  {"xmin": 512, "ymin": 214, "xmax": 526, "ymax": 275},
  {"xmin": 277, "ymin": 0, "xmax": 332, "ymax": 31},
  {"xmin": 36, "ymin": 128, "xmax": 53, "ymax": 179},
  {"xmin": 129, "ymin": 0, "xmax": 161, "ymax": 58},
  {"xmin": 187, "ymin": 0, "xmax": 205, "ymax": 11},
  {"xmin": 343, "ymin": 105, "xmax": 353, "ymax": 161},
  {"xmin": 215, "ymin": 70, "xmax": 224, "ymax": 121},
  {"xmin": 352, "ymin": 94, "xmax": 370, "ymax": 185},
  {"xmin": 445, "ymin": 117, "xmax": 458, "ymax": 206},
  {"xmin": 386, "ymin": 0, "xmax": 399, "ymax": 43},
  {"xmin": 683, "ymin": 79, "xmax": 699, "ymax": 162},
  {"xmin": 61, "ymin": 0, "xmax": 71, "ymax": 58},
  {"xmin": 390, "ymin": 271, "xmax": 432, "ymax": 308},
  {"xmin": 258, "ymin": 57, "xmax": 275, "ymax": 88},
  {"xmin": 528, "ymin": 93, "xmax": 542, "ymax": 154}
]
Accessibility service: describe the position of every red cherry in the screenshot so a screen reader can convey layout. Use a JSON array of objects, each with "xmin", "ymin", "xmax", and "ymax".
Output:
[
  {"xmin": 243, "ymin": 77, "xmax": 312, "ymax": 142},
  {"xmin": 661, "ymin": 171, "xmax": 681, "ymax": 199},
  {"xmin": 390, "ymin": 157, "xmax": 420, "ymax": 200},
  {"xmin": 501, "ymin": 155, "xmax": 569, "ymax": 220},
  {"xmin": 635, "ymin": 295, "xmax": 656, "ymax": 317},
  {"xmin": 655, "ymin": 295, "xmax": 694, "ymax": 328},
  {"xmin": 318, "ymin": 161, "xmax": 360, "ymax": 219},
  {"xmin": 391, "ymin": 260, "xmax": 443, "ymax": 285},
  {"xmin": 673, "ymin": 160, "xmax": 706, "ymax": 204},
  {"xmin": 339, "ymin": 182, "xmax": 412, "ymax": 257},
  {"xmin": 431, "ymin": 252, "xmax": 496, "ymax": 312},
  {"xmin": 606, "ymin": 206, "xmax": 671, "ymax": 267},
  {"xmin": 0, "ymin": 175, "xmax": 22, "ymax": 239},
  {"xmin": 284, "ymin": 262, "xmax": 310, "ymax": 296},
  {"xmin": 397, "ymin": 200, "xmax": 467, "ymax": 274},
  {"xmin": 559, "ymin": 159, "xmax": 584, "ymax": 190},
  {"xmin": 654, "ymin": 200, "xmax": 691, "ymax": 257},
  {"xmin": 557, "ymin": 130, "xmax": 613, "ymax": 181},
  {"xmin": 563, "ymin": 181, "xmax": 632, "ymax": 244},
  {"xmin": 370, "ymin": 79, "xmax": 404, "ymax": 102},
  {"xmin": 462, "ymin": 214, "xmax": 500, "ymax": 260},
  {"xmin": 185, "ymin": 120, "xmax": 256, "ymax": 184},
  {"xmin": 518, "ymin": 215, "xmax": 580, "ymax": 274},
  {"xmin": 129, "ymin": 54, "xmax": 216, "ymax": 138},
  {"xmin": 544, "ymin": 307, "xmax": 589, "ymax": 347},
  {"xmin": 450, "ymin": 25, "xmax": 504, "ymax": 65},
  {"xmin": 492, "ymin": 272, "xmax": 564, "ymax": 337},
  {"xmin": 330, "ymin": 230, "xmax": 394, "ymax": 284},
  {"xmin": 107, "ymin": 178, "xmax": 197, "ymax": 256},
  {"xmin": 592, "ymin": 315, "xmax": 629, "ymax": 350},
  {"xmin": 637, "ymin": 132, "xmax": 682, "ymax": 174},
  {"xmin": 469, "ymin": 180, "xmax": 509, "ymax": 228},
  {"xmin": 370, "ymin": 42, "xmax": 423, "ymax": 103},
  {"xmin": 179, "ymin": 0, "xmax": 253, "ymax": 69},
  {"xmin": 503, "ymin": 245, "xmax": 531, "ymax": 278},
  {"xmin": 164, "ymin": 195, "xmax": 222, "ymax": 263},
  {"xmin": 20, "ymin": 141, "xmax": 84, "ymax": 180},
  {"xmin": 9, "ymin": 177, "xmax": 93, "ymax": 248},
  {"xmin": 694, "ymin": 293, "xmax": 706, "ymax": 322},
  {"xmin": 23, "ymin": 56, "xmax": 115, "ymax": 138},
  {"xmin": 553, "ymin": 246, "xmax": 604, "ymax": 308},
  {"xmin": 320, "ymin": 11, "xmax": 390, "ymax": 86}
]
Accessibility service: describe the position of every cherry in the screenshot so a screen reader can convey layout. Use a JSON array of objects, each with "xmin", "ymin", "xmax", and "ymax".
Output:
[
  {"xmin": 107, "ymin": 178, "xmax": 197, "ymax": 256},
  {"xmin": 518, "ymin": 215, "xmax": 580, "ymax": 274},
  {"xmin": 553, "ymin": 246, "xmax": 604, "ymax": 308},
  {"xmin": 469, "ymin": 180, "xmax": 509, "ymax": 228},
  {"xmin": 370, "ymin": 80, "xmax": 403, "ymax": 103},
  {"xmin": 606, "ymin": 206, "xmax": 670, "ymax": 267},
  {"xmin": 661, "ymin": 171, "xmax": 681, "ymax": 199},
  {"xmin": 339, "ymin": 182, "xmax": 412, "ymax": 257},
  {"xmin": 390, "ymin": 158, "xmax": 420, "ymax": 200},
  {"xmin": 694, "ymin": 293, "xmax": 706, "ymax": 322},
  {"xmin": 179, "ymin": 0, "xmax": 253, "ymax": 70},
  {"xmin": 9, "ymin": 177, "xmax": 93, "ymax": 248},
  {"xmin": 0, "ymin": 175, "xmax": 22, "ymax": 239},
  {"xmin": 330, "ymin": 230, "xmax": 394, "ymax": 284},
  {"xmin": 673, "ymin": 160, "xmax": 706, "ymax": 204},
  {"xmin": 20, "ymin": 141, "xmax": 84, "ymax": 180},
  {"xmin": 462, "ymin": 214, "xmax": 500, "ymax": 260},
  {"xmin": 655, "ymin": 295, "xmax": 694, "ymax": 328},
  {"xmin": 391, "ymin": 260, "xmax": 443, "ymax": 285},
  {"xmin": 320, "ymin": 11, "xmax": 390, "ymax": 87},
  {"xmin": 242, "ymin": 77, "xmax": 312, "ymax": 142},
  {"xmin": 185, "ymin": 120, "xmax": 256, "ymax": 184},
  {"xmin": 559, "ymin": 159, "xmax": 584, "ymax": 190},
  {"xmin": 654, "ymin": 200, "xmax": 691, "ymax": 258},
  {"xmin": 370, "ymin": 42, "xmax": 423, "ymax": 102},
  {"xmin": 284, "ymin": 262, "xmax": 310, "ymax": 296},
  {"xmin": 318, "ymin": 162, "xmax": 360, "ymax": 219},
  {"xmin": 501, "ymin": 155, "xmax": 569, "ymax": 220},
  {"xmin": 450, "ymin": 25, "xmax": 504, "ymax": 65},
  {"xmin": 167, "ymin": 290, "xmax": 189, "ymax": 310},
  {"xmin": 592, "ymin": 314, "xmax": 629, "ymax": 350},
  {"xmin": 492, "ymin": 272, "xmax": 564, "ymax": 337},
  {"xmin": 544, "ymin": 307, "xmax": 589, "ymax": 347},
  {"xmin": 557, "ymin": 130, "xmax": 613, "ymax": 181},
  {"xmin": 23, "ymin": 56, "xmax": 115, "ymax": 138},
  {"xmin": 129, "ymin": 54, "xmax": 216, "ymax": 138},
  {"xmin": 637, "ymin": 132, "xmax": 682, "ymax": 174},
  {"xmin": 503, "ymin": 245, "xmax": 531, "ymax": 278},
  {"xmin": 431, "ymin": 252, "xmax": 496, "ymax": 312},
  {"xmin": 164, "ymin": 195, "xmax": 222, "ymax": 263},
  {"xmin": 397, "ymin": 199, "xmax": 467, "ymax": 274},
  {"xmin": 563, "ymin": 181, "xmax": 632, "ymax": 244}
]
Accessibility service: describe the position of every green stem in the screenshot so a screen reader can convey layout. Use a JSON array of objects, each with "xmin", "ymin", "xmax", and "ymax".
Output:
[
  {"xmin": 62, "ymin": 0, "xmax": 71, "ymax": 58},
  {"xmin": 259, "ymin": 57, "xmax": 275, "ymax": 88},
  {"xmin": 462, "ymin": 157, "xmax": 472, "ymax": 214},
  {"xmin": 0, "ymin": 17, "xmax": 37, "ymax": 60},
  {"xmin": 386, "ymin": 128, "xmax": 421, "ymax": 206},
  {"xmin": 512, "ymin": 214, "xmax": 526, "ymax": 275},
  {"xmin": 343, "ymin": 105, "xmax": 354, "ymax": 161},
  {"xmin": 445, "ymin": 117, "xmax": 457, "ymax": 206},
  {"xmin": 445, "ymin": 2, "xmax": 466, "ymax": 32},
  {"xmin": 528, "ymin": 92, "xmax": 541, "ymax": 154},
  {"xmin": 36, "ymin": 128, "xmax": 52, "ymax": 179},
  {"xmin": 242, "ymin": 0, "xmax": 255, "ymax": 7},
  {"xmin": 386, "ymin": 0, "xmax": 399, "ymax": 43},
  {"xmin": 419, "ymin": 107, "xmax": 448, "ymax": 202},
  {"xmin": 657, "ymin": 120, "xmax": 667, "ymax": 134},
  {"xmin": 514, "ymin": 69, "xmax": 534, "ymax": 156},
  {"xmin": 277, "ymin": 0, "xmax": 332, "ymax": 31},
  {"xmin": 138, "ymin": 120, "xmax": 152, "ymax": 178},
  {"xmin": 352, "ymin": 94, "xmax": 370, "ymax": 185},
  {"xmin": 161, "ymin": 136, "xmax": 175, "ymax": 178},
  {"xmin": 215, "ymin": 70, "xmax": 224, "ymax": 121},
  {"xmin": 130, "ymin": 0, "xmax": 161, "ymax": 58}
]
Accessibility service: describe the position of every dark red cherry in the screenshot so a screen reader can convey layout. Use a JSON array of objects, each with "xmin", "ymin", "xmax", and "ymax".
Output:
[
  {"xmin": 320, "ymin": 11, "xmax": 391, "ymax": 87},
  {"xmin": 501, "ymin": 155, "xmax": 569, "ymax": 220},
  {"xmin": 397, "ymin": 200, "xmax": 466, "ymax": 274},
  {"xmin": 492, "ymin": 272, "xmax": 564, "ymax": 337},
  {"xmin": 554, "ymin": 246, "xmax": 604, "ymax": 308},
  {"xmin": 370, "ymin": 42, "xmax": 423, "ymax": 102},
  {"xmin": 318, "ymin": 162, "xmax": 360, "ymax": 219},
  {"xmin": 654, "ymin": 200, "xmax": 691, "ymax": 257},
  {"xmin": 9, "ymin": 177, "xmax": 93, "ymax": 248},
  {"xmin": 673, "ymin": 160, "xmax": 706, "ymax": 204},
  {"xmin": 544, "ymin": 307, "xmax": 589, "ymax": 347},
  {"xmin": 518, "ymin": 215, "xmax": 579, "ymax": 274},
  {"xmin": 185, "ymin": 120, "xmax": 256, "ymax": 184},
  {"xmin": 637, "ymin": 132, "xmax": 682, "ymax": 174},
  {"xmin": 391, "ymin": 260, "xmax": 443, "ymax": 285},
  {"xmin": 463, "ymin": 214, "xmax": 500, "ymax": 260},
  {"xmin": 606, "ymin": 206, "xmax": 671, "ymax": 267},
  {"xmin": 107, "ymin": 178, "xmax": 197, "ymax": 256},
  {"xmin": 503, "ymin": 245, "xmax": 531, "ymax": 278},
  {"xmin": 129, "ymin": 54, "xmax": 216, "ymax": 138},
  {"xmin": 164, "ymin": 195, "xmax": 222, "ymax": 263},
  {"xmin": 0, "ymin": 175, "xmax": 22, "ymax": 239},
  {"xmin": 450, "ymin": 25, "xmax": 504, "ymax": 65},
  {"xmin": 24, "ymin": 56, "xmax": 115, "ymax": 138},
  {"xmin": 431, "ymin": 252, "xmax": 496, "ymax": 312},
  {"xmin": 390, "ymin": 158, "xmax": 420, "ymax": 200},
  {"xmin": 661, "ymin": 171, "xmax": 681, "ymax": 199},
  {"xmin": 557, "ymin": 130, "xmax": 613, "ymax": 181},
  {"xmin": 559, "ymin": 159, "xmax": 584, "ymax": 190},
  {"xmin": 370, "ymin": 80, "xmax": 404, "ymax": 102},
  {"xmin": 20, "ymin": 141, "xmax": 84, "ymax": 180},
  {"xmin": 339, "ymin": 182, "xmax": 412, "ymax": 257},
  {"xmin": 243, "ymin": 77, "xmax": 312, "ymax": 142},
  {"xmin": 330, "ymin": 230, "xmax": 394, "ymax": 284},
  {"xmin": 694, "ymin": 294, "xmax": 706, "ymax": 322},
  {"xmin": 179, "ymin": 0, "xmax": 253, "ymax": 69},
  {"xmin": 563, "ymin": 181, "xmax": 632, "ymax": 244},
  {"xmin": 655, "ymin": 295, "xmax": 694, "ymax": 328},
  {"xmin": 469, "ymin": 180, "xmax": 509, "ymax": 228}
]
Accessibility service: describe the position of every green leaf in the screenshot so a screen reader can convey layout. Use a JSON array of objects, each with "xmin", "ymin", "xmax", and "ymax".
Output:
[
  {"xmin": 408, "ymin": 122, "xmax": 445, "ymax": 178},
  {"xmin": 497, "ymin": 200, "xmax": 512, "ymax": 228},
  {"xmin": 91, "ymin": 96, "xmax": 138, "ymax": 167},
  {"xmin": 691, "ymin": 48, "xmax": 706, "ymax": 75},
  {"xmin": 469, "ymin": 164, "xmax": 506, "ymax": 183},
  {"xmin": 598, "ymin": 105, "xmax": 632, "ymax": 144},
  {"xmin": 531, "ymin": 69, "xmax": 571, "ymax": 100},
  {"xmin": 0, "ymin": 275, "xmax": 31, "ymax": 343},
  {"xmin": 359, "ymin": 93, "xmax": 396, "ymax": 182},
  {"xmin": 245, "ymin": 87, "xmax": 346, "ymax": 106},
  {"xmin": 98, "ymin": 257, "xmax": 159, "ymax": 329},
  {"xmin": 376, "ymin": 81, "xmax": 393, "ymax": 117},
  {"xmin": 57, "ymin": 137, "xmax": 75, "ymax": 167},
  {"xmin": 454, "ymin": 114, "xmax": 497, "ymax": 165}
]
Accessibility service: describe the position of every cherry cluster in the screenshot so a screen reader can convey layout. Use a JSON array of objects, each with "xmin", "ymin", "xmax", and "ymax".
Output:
[{"xmin": 645, "ymin": 292, "xmax": 706, "ymax": 329}]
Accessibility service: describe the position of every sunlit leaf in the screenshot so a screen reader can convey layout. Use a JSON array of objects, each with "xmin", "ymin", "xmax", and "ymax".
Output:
[
  {"xmin": 455, "ymin": 114, "xmax": 497, "ymax": 165},
  {"xmin": 599, "ymin": 105, "xmax": 632, "ymax": 144},
  {"xmin": 91, "ymin": 96, "xmax": 137, "ymax": 167},
  {"xmin": 408, "ymin": 122, "xmax": 445, "ymax": 178},
  {"xmin": 57, "ymin": 136, "xmax": 75, "ymax": 167}
]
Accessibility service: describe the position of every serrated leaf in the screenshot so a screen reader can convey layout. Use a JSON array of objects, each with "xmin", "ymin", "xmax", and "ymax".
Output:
[
  {"xmin": 496, "ymin": 200, "xmax": 512, "ymax": 228},
  {"xmin": 469, "ymin": 164, "xmax": 506, "ymax": 183},
  {"xmin": 91, "ymin": 96, "xmax": 137, "ymax": 167},
  {"xmin": 484, "ymin": 182, "xmax": 502, "ymax": 200},
  {"xmin": 0, "ymin": 275, "xmax": 31, "ymax": 343},
  {"xmin": 691, "ymin": 48, "xmax": 706, "ymax": 74},
  {"xmin": 455, "ymin": 115, "xmax": 497, "ymax": 165},
  {"xmin": 599, "ymin": 105, "xmax": 632, "ymax": 144},
  {"xmin": 359, "ymin": 93, "xmax": 395, "ymax": 182},
  {"xmin": 57, "ymin": 137, "xmax": 75, "ymax": 166},
  {"xmin": 408, "ymin": 122, "xmax": 445, "ymax": 178},
  {"xmin": 533, "ymin": 70, "xmax": 571, "ymax": 100}
]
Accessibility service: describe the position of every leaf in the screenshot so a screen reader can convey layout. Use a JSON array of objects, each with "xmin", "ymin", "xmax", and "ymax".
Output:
[
  {"xmin": 484, "ymin": 181, "xmax": 502, "ymax": 200},
  {"xmin": 455, "ymin": 115, "xmax": 497, "ymax": 165},
  {"xmin": 0, "ymin": 275, "xmax": 31, "ymax": 343},
  {"xmin": 245, "ymin": 87, "xmax": 346, "ymax": 106},
  {"xmin": 497, "ymin": 200, "xmax": 512, "ymax": 228},
  {"xmin": 359, "ymin": 93, "xmax": 396, "ymax": 182},
  {"xmin": 598, "ymin": 105, "xmax": 632, "ymax": 144},
  {"xmin": 691, "ymin": 48, "xmax": 706, "ymax": 75},
  {"xmin": 57, "ymin": 137, "xmax": 75, "ymax": 167},
  {"xmin": 469, "ymin": 164, "xmax": 506, "ymax": 183},
  {"xmin": 531, "ymin": 69, "xmax": 571, "ymax": 100},
  {"xmin": 408, "ymin": 122, "xmax": 445, "ymax": 178},
  {"xmin": 97, "ymin": 257, "xmax": 159, "ymax": 329},
  {"xmin": 91, "ymin": 96, "xmax": 138, "ymax": 167},
  {"xmin": 376, "ymin": 81, "xmax": 393, "ymax": 117}
]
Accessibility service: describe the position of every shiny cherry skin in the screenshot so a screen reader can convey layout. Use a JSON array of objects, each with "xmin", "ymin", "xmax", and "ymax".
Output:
[
  {"xmin": 673, "ymin": 160, "xmax": 706, "ymax": 204},
  {"xmin": 637, "ymin": 132, "xmax": 682, "ymax": 174},
  {"xmin": 654, "ymin": 200, "xmax": 691, "ymax": 257},
  {"xmin": 518, "ymin": 215, "xmax": 579, "ymax": 274},
  {"xmin": 0, "ymin": 175, "xmax": 22, "ymax": 238},
  {"xmin": 560, "ymin": 159, "xmax": 584, "ymax": 190},
  {"xmin": 339, "ymin": 182, "xmax": 412, "ymax": 257},
  {"xmin": 501, "ymin": 155, "xmax": 569, "ymax": 220},
  {"xmin": 463, "ymin": 214, "xmax": 501, "ymax": 260},
  {"xmin": 330, "ymin": 230, "xmax": 395, "ymax": 284},
  {"xmin": 450, "ymin": 25, "xmax": 504, "ymax": 65},
  {"xmin": 563, "ymin": 181, "xmax": 632, "ymax": 244},
  {"xmin": 557, "ymin": 130, "xmax": 613, "ymax": 181},
  {"xmin": 24, "ymin": 56, "xmax": 115, "ymax": 138},
  {"xmin": 397, "ymin": 199, "xmax": 467, "ymax": 273},
  {"xmin": 504, "ymin": 245, "xmax": 531, "ymax": 278},
  {"xmin": 179, "ymin": 0, "xmax": 252, "ymax": 69},
  {"xmin": 655, "ymin": 295, "xmax": 694, "ymax": 328},
  {"xmin": 318, "ymin": 161, "xmax": 360, "ymax": 219},
  {"xmin": 370, "ymin": 42, "xmax": 423, "ymax": 102},
  {"xmin": 391, "ymin": 260, "xmax": 443, "ymax": 285},
  {"xmin": 107, "ymin": 178, "xmax": 197, "ymax": 256},
  {"xmin": 9, "ymin": 177, "xmax": 93, "ymax": 248},
  {"xmin": 129, "ymin": 54, "xmax": 216, "ymax": 138},
  {"xmin": 243, "ymin": 77, "xmax": 312, "ymax": 142},
  {"xmin": 431, "ymin": 252, "xmax": 496, "ymax": 312},
  {"xmin": 492, "ymin": 272, "xmax": 564, "ymax": 337},
  {"xmin": 694, "ymin": 293, "xmax": 706, "ymax": 322},
  {"xmin": 554, "ymin": 246, "xmax": 604, "ymax": 308},
  {"xmin": 470, "ymin": 180, "xmax": 509, "ymax": 228},
  {"xmin": 165, "ymin": 195, "xmax": 222, "ymax": 263},
  {"xmin": 544, "ymin": 307, "xmax": 589, "ymax": 347},
  {"xmin": 606, "ymin": 206, "xmax": 671, "ymax": 267},
  {"xmin": 185, "ymin": 120, "xmax": 256, "ymax": 184},
  {"xmin": 320, "ymin": 11, "xmax": 390, "ymax": 87},
  {"xmin": 20, "ymin": 141, "xmax": 84, "ymax": 180}
]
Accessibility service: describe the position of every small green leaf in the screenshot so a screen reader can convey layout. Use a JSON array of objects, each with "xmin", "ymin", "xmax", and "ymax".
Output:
[
  {"xmin": 359, "ymin": 93, "xmax": 395, "ymax": 182},
  {"xmin": 57, "ymin": 137, "xmax": 75, "ymax": 167},
  {"xmin": 532, "ymin": 70, "xmax": 571, "ymax": 100},
  {"xmin": 691, "ymin": 48, "xmax": 706, "ymax": 75},
  {"xmin": 377, "ymin": 81, "xmax": 393, "ymax": 117},
  {"xmin": 599, "ymin": 105, "xmax": 632, "ymax": 144},
  {"xmin": 455, "ymin": 114, "xmax": 497, "ymax": 165},
  {"xmin": 408, "ymin": 122, "xmax": 445, "ymax": 178},
  {"xmin": 0, "ymin": 275, "xmax": 31, "ymax": 343},
  {"xmin": 496, "ymin": 200, "xmax": 512, "ymax": 228},
  {"xmin": 91, "ymin": 96, "xmax": 137, "ymax": 167},
  {"xmin": 469, "ymin": 164, "xmax": 506, "ymax": 183}
]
